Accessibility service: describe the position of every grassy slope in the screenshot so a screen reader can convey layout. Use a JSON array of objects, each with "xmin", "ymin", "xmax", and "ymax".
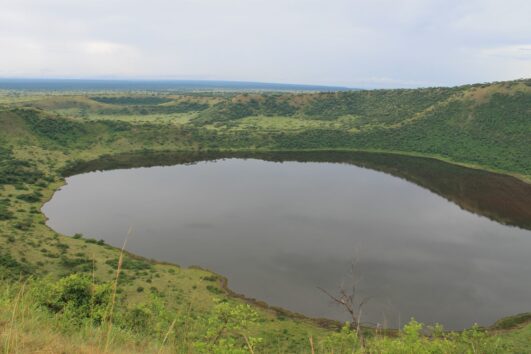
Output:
[
  {"xmin": 0, "ymin": 111, "xmax": 332, "ymax": 353},
  {"xmin": 193, "ymin": 80, "xmax": 529, "ymax": 181},
  {"xmin": 0, "ymin": 79, "xmax": 530, "ymax": 352},
  {"xmin": 8, "ymin": 79, "xmax": 528, "ymax": 180}
]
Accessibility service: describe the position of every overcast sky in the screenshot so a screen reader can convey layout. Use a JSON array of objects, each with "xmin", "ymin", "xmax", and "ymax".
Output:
[{"xmin": 1, "ymin": 0, "xmax": 530, "ymax": 88}]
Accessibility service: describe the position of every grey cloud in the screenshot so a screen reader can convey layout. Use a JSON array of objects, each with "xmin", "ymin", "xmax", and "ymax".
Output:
[{"xmin": 0, "ymin": 0, "xmax": 530, "ymax": 87}]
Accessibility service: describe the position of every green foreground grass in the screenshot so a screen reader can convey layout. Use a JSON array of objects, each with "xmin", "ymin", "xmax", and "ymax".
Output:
[
  {"xmin": 0, "ymin": 79, "xmax": 530, "ymax": 352},
  {"xmin": 2, "ymin": 275, "xmax": 531, "ymax": 353}
]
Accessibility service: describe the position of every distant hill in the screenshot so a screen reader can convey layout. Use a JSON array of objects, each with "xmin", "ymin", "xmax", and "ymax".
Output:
[
  {"xmin": 187, "ymin": 79, "xmax": 531, "ymax": 179},
  {"xmin": 1, "ymin": 79, "xmax": 530, "ymax": 180},
  {"xmin": 0, "ymin": 78, "xmax": 352, "ymax": 92}
]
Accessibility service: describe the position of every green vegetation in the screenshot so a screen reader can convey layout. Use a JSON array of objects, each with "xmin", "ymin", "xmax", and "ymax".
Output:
[
  {"xmin": 0, "ymin": 145, "xmax": 45, "ymax": 185},
  {"xmin": 91, "ymin": 96, "xmax": 174, "ymax": 105},
  {"xmin": 0, "ymin": 79, "xmax": 530, "ymax": 352},
  {"xmin": 0, "ymin": 198, "xmax": 13, "ymax": 220},
  {"xmin": 2, "ymin": 275, "xmax": 531, "ymax": 353}
]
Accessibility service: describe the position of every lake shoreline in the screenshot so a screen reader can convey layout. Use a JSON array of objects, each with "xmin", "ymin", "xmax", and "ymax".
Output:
[
  {"xmin": 62, "ymin": 147, "xmax": 531, "ymax": 185},
  {"xmin": 39, "ymin": 148, "xmax": 531, "ymax": 331}
]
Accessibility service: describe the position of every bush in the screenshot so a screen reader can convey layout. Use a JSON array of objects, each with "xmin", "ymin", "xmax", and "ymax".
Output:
[
  {"xmin": 105, "ymin": 257, "xmax": 152, "ymax": 270},
  {"xmin": 34, "ymin": 274, "xmax": 111, "ymax": 325},
  {"xmin": 0, "ymin": 252, "xmax": 34, "ymax": 278},
  {"xmin": 16, "ymin": 191, "xmax": 42, "ymax": 203},
  {"xmin": 0, "ymin": 199, "xmax": 13, "ymax": 220},
  {"xmin": 319, "ymin": 323, "xmax": 359, "ymax": 353}
]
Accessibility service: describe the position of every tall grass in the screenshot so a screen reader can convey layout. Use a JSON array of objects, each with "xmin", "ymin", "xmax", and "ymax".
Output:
[
  {"xmin": 103, "ymin": 227, "xmax": 131, "ymax": 352},
  {"xmin": 3, "ymin": 280, "xmax": 26, "ymax": 353},
  {"xmin": 0, "ymin": 276, "xmax": 528, "ymax": 353},
  {"xmin": 158, "ymin": 317, "xmax": 177, "ymax": 354}
]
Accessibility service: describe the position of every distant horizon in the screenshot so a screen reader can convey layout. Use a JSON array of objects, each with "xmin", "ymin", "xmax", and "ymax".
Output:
[
  {"xmin": 0, "ymin": 77, "xmax": 352, "ymax": 92},
  {"xmin": 0, "ymin": 76, "xmax": 528, "ymax": 91}
]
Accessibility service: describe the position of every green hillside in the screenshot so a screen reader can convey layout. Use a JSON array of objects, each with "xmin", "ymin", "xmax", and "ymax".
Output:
[
  {"xmin": 1, "ymin": 79, "xmax": 530, "ymax": 353},
  {"xmin": 4, "ymin": 79, "xmax": 529, "ymax": 180}
]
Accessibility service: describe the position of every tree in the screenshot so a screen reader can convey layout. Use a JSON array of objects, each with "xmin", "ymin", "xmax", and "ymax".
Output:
[{"xmin": 318, "ymin": 261, "xmax": 372, "ymax": 340}]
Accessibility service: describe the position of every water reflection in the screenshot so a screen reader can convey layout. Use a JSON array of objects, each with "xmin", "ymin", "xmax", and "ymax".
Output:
[
  {"xmin": 63, "ymin": 151, "xmax": 531, "ymax": 231},
  {"xmin": 46, "ymin": 151, "xmax": 531, "ymax": 329}
]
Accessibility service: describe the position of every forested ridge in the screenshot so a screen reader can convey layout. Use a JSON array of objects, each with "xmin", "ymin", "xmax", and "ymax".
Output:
[{"xmin": 3, "ymin": 79, "xmax": 529, "ymax": 179}]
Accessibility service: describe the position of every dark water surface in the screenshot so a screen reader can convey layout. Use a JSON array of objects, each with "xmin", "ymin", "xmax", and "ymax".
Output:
[{"xmin": 43, "ymin": 152, "xmax": 531, "ymax": 329}]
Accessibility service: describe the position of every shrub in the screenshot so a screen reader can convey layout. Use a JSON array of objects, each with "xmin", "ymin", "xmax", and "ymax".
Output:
[
  {"xmin": 0, "ymin": 199, "xmax": 13, "ymax": 220},
  {"xmin": 319, "ymin": 323, "xmax": 359, "ymax": 353},
  {"xmin": 33, "ymin": 274, "xmax": 111, "ymax": 325},
  {"xmin": 105, "ymin": 257, "xmax": 152, "ymax": 271},
  {"xmin": 0, "ymin": 252, "xmax": 34, "ymax": 278},
  {"xmin": 15, "ymin": 191, "xmax": 42, "ymax": 203}
]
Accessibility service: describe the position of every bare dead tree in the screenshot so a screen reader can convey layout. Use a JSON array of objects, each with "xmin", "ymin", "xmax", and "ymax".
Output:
[{"xmin": 318, "ymin": 260, "xmax": 372, "ymax": 338}]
